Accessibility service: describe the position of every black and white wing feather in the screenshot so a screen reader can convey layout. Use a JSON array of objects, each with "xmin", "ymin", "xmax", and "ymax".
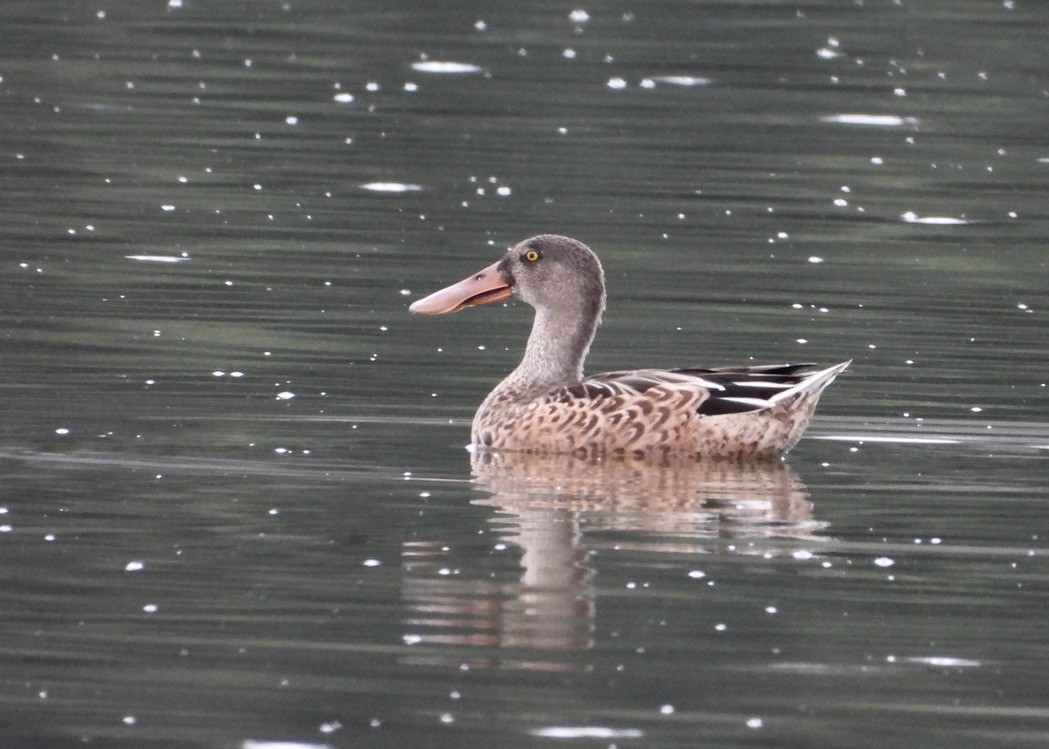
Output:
[{"xmin": 564, "ymin": 363, "xmax": 846, "ymax": 416}]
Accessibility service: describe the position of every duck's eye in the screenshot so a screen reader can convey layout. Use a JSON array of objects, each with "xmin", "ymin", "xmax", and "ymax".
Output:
[{"xmin": 523, "ymin": 249, "xmax": 541, "ymax": 263}]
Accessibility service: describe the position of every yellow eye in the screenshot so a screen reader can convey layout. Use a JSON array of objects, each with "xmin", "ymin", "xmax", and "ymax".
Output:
[{"xmin": 524, "ymin": 250, "xmax": 541, "ymax": 263}]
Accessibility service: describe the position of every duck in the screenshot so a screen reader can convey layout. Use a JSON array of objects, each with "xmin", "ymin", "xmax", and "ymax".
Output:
[{"xmin": 409, "ymin": 234, "xmax": 849, "ymax": 460}]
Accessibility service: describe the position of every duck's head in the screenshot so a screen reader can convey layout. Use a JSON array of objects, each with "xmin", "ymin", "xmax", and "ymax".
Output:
[{"xmin": 409, "ymin": 234, "xmax": 605, "ymax": 319}]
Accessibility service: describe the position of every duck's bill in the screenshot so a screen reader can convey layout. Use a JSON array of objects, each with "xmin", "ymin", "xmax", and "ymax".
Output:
[{"xmin": 408, "ymin": 260, "xmax": 512, "ymax": 314}]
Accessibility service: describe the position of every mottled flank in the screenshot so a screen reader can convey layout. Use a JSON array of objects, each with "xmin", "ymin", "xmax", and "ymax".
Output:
[{"xmin": 411, "ymin": 235, "xmax": 849, "ymax": 460}]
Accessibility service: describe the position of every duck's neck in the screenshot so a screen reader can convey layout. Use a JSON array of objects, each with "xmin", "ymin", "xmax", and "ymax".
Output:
[{"xmin": 498, "ymin": 303, "xmax": 601, "ymax": 397}]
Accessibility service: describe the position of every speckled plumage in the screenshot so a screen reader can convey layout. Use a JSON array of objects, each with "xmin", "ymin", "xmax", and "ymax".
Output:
[{"xmin": 410, "ymin": 235, "xmax": 849, "ymax": 460}]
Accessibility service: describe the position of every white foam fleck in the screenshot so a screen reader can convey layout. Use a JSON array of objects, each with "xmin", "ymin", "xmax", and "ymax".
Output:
[
  {"xmin": 900, "ymin": 211, "xmax": 970, "ymax": 225},
  {"xmin": 809, "ymin": 435, "xmax": 961, "ymax": 445},
  {"xmin": 821, "ymin": 114, "xmax": 918, "ymax": 127},
  {"xmin": 360, "ymin": 182, "xmax": 423, "ymax": 193},
  {"xmin": 650, "ymin": 75, "xmax": 710, "ymax": 87},
  {"xmin": 532, "ymin": 727, "xmax": 643, "ymax": 739},
  {"xmin": 411, "ymin": 61, "xmax": 483, "ymax": 74},
  {"xmin": 907, "ymin": 656, "xmax": 981, "ymax": 668}
]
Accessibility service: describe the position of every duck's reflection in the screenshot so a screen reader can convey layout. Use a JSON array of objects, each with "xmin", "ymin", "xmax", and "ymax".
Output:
[{"xmin": 401, "ymin": 452, "xmax": 824, "ymax": 671}]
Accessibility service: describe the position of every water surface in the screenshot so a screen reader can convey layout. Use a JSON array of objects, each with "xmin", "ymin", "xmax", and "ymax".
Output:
[{"xmin": 0, "ymin": 1, "xmax": 1047, "ymax": 747}]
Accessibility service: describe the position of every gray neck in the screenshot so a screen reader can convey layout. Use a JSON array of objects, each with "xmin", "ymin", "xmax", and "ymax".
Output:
[{"xmin": 500, "ymin": 304, "xmax": 600, "ymax": 396}]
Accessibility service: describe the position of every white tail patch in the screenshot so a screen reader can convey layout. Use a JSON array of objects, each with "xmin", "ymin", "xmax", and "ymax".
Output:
[{"xmin": 769, "ymin": 361, "xmax": 851, "ymax": 404}]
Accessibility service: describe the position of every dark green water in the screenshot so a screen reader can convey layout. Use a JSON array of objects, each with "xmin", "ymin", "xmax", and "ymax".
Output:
[{"xmin": 0, "ymin": 1, "xmax": 1046, "ymax": 747}]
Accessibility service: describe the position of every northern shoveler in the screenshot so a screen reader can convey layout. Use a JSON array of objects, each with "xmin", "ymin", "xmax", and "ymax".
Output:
[{"xmin": 410, "ymin": 234, "xmax": 849, "ymax": 459}]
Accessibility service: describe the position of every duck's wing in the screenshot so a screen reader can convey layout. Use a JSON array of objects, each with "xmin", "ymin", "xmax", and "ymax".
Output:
[
  {"xmin": 506, "ymin": 372, "xmax": 709, "ymax": 456},
  {"xmin": 572, "ymin": 362, "xmax": 849, "ymax": 416}
]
